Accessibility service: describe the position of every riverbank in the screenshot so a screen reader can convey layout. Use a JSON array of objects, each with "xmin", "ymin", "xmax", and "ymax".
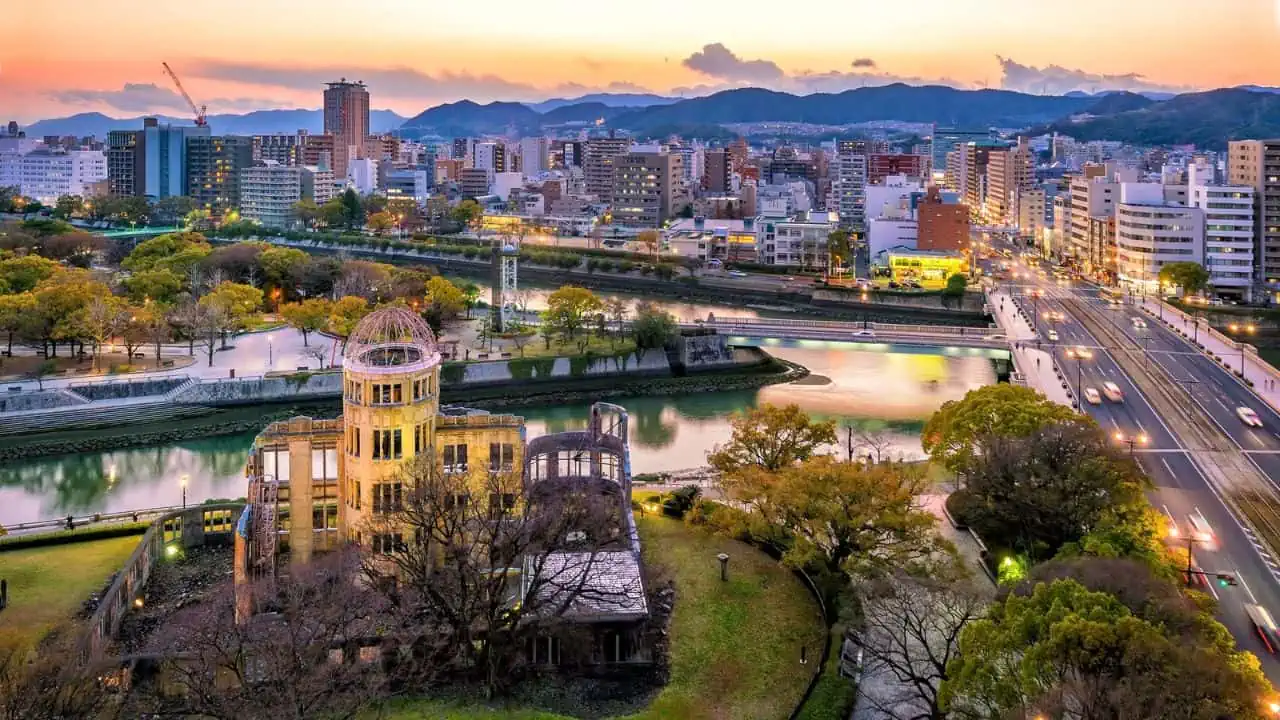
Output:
[{"xmin": 0, "ymin": 357, "xmax": 805, "ymax": 462}]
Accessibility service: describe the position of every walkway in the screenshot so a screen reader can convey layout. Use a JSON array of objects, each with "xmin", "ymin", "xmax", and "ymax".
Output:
[{"xmin": 986, "ymin": 286, "xmax": 1076, "ymax": 408}]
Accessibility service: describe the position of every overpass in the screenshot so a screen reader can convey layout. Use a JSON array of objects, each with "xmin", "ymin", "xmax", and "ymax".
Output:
[
  {"xmin": 689, "ymin": 317, "xmax": 1010, "ymax": 351},
  {"xmin": 96, "ymin": 225, "xmax": 182, "ymax": 239}
]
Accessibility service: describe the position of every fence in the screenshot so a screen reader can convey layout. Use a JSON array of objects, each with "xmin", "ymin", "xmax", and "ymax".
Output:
[
  {"xmin": 80, "ymin": 503, "xmax": 245, "ymax": 659},
  {"xmin": 701, "ymin": 316, "xmax": 998, "ymax": 337},
  {"xmin": 2, "ymin": 505, "xmax": 183, "ymax": 537}
]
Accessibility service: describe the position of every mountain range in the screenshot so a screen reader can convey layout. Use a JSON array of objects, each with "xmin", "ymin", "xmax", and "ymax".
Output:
[
  {"xmin": 25, "ymin": 109, "xmax": 407, "ymax": 139},
  {"xmin": 526, "ymin": 93, "xmax": 678, "ymax": 113},
  {"xmin": 1041, "ymin": 88, "xmax": 1280, "ymax": 150}
]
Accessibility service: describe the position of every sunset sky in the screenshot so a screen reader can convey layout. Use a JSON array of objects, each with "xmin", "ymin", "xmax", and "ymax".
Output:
[{"xmin": 4, "ymin": 0, "xmax": 1280, "ymax": 122}]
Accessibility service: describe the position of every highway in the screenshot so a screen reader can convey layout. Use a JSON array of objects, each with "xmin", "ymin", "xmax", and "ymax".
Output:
[{"xmin": 988, "ymin": 248, "xmax": 1280, "ymax": 683}]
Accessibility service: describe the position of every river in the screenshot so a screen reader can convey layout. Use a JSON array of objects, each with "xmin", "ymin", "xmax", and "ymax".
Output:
[{"xmin": 0, "ymin": 342, "xmax": 998, "ymax": 526}]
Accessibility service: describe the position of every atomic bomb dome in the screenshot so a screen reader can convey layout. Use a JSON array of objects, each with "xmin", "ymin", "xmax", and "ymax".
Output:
[{"xmin": 342, "ymin": 306, "xmax": 441, "ymax": 375}]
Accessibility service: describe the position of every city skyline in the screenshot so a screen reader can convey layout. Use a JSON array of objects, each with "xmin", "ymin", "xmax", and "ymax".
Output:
[{"xmin": 5, "ymin": 0, "xmax": 1280, "ymax": 122}]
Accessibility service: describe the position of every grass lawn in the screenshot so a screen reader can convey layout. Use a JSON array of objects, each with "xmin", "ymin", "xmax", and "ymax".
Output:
[
  {"xmin": 0, "ymin": 535, "xmax": 141, "ymax": 651},
  {"xmin": 486, "ymin": 335, "xmax": 638, "ymax": 361},
  {"xmin": 373, "ymin": 513, "xmax": 825, "ymax": 720}
]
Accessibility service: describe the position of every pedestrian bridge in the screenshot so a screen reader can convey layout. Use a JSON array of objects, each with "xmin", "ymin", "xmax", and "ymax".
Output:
[
  {"xmin": 95, "ymin": 225, "xmax": 182, "ymax": 239},
  {"xmin": 687, "ymin": 317, "xmax": 1011, "ymax": 352}
]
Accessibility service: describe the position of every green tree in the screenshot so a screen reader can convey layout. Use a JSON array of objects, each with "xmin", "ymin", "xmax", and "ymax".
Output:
[
  {"xmin": 945, "ymin": 273, "xmax": 968, "ymax": 296},
  {"xmin": 27, "ymin": 359, "xmax": 57, "ymax": 390},
  {"xmin": 291, "ymin": 199, "xmax": 321, "ymax": 229},
  {"xmin": 257, "ymin": 246, "xmax": 309, "ymax": 298},
  {"xmin": 451, "ymin": 198, "xmax": 483, "ymax": 231},
  {"xmin": 280, "ymin": 298, "xmax": 332, "ymax": 346},
  {"xmin": 122, "ymin": 232, "xmax": 211, "ymax": 275},
  {"xmin": 708, "ymin": 402, "xmax": 837, "ymax": 474},
  {"xmin": 827, "ymin": 229, "xmax": 853, "ymax": 273},
  {"xmin": 75, "ymin": 295, "xmax": 127, "ymax": 369},
  {"xmin": 543, "ymin": 285, "xmax": 601, "ymax": 340},
  {"xmin": 154, "ymin": 195, "xmax": 197, "ymax": 225},
  {"xmin": 425, "ymin": 276, "xmax": 465, "ymax": 320},
  {"xmin": 21, "ymin": 270, "xmax": 111, "ymax": 357},
  {"xmin": 941, "ymin": 579, "xmax": 1270, "ymax": 720},
  {"xmin": 198, "ymin": 281, "xmax": 263, "ymax": 347},
  {"xmin": 459, "ymin": 281, "xmax": 482, "ymax": 319},
  {"xmin": 122, "ymin": 268, "xmax": 185, "ymax": 305},
  {"xmin": 367, "ymin": 210, "xmax": 396, "ymax": 235},
  {"xmin": 53, "ymin": 194, "xmax": 84, "ymax": 220},
  {"xmin": 0, "ymin": 293, "xmax": 35, "ymax": 355},
  {"xmin": 632, "ymin": 301, "xmax": 676, "ymax": 353},
  {"xmin": 637, "ymin": 229, "xmax": 661, "ymax": 261},
  {"xmin": 922, "ymin": 384, "xmax": 1080, "ymax": 478},
  {"xmin": 340, "ymin": 188, "xmax": 365, "ymax": 230},
  {"xmin": 0, "ymin": 255, "xmax": 61, "ymax": 294},
  {"xmin": 328, "ymin": 295, "xmax": 370, "ymax": 337},
  {"xmin": 1159, "ymin": 261, "xmax": 1211, "ymax": 296},
  {"xmin": 319, "ymin": 198, "xmax": 347, "ymax": 229}
]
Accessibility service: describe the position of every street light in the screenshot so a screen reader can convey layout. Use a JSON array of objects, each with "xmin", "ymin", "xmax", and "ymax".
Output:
[
  {"xmin": 267, "ymin": 334, "xmax": 274, "ymax": 368},
  {"xmin": 1065, "ymin": 347, "xmax": 1091, "ymax": 405},
  {"xmin": 1228, "ymin": 323, "xmax": 1256, "ymax": 375},
  {"xmin": 180, "ymin": 473, "xmax": 189, "ymax": 509},
  {"xmin": 1114, "ymin": 431, "xmax": 1148, "ymax": 457}
]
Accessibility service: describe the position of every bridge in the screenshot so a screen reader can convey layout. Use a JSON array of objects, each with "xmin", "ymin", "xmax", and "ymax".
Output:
[
  {"xmin": 689, "ymin": 317, "xmax": 1010, "ymax": 351},
  {"xmin": 95, "ymin": 225, "xmax": 183, "ymax": 239}
]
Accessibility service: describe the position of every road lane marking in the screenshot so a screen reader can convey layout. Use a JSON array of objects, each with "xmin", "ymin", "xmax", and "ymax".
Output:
[{"xmin": 1237, "ymin": 567, "xmax": 1261, "ymax": 605}]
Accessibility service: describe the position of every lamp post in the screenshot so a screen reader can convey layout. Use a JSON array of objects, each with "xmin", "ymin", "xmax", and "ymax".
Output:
[
  {"xmin": 267, "ymin": 334, "xmax": 274, "ymax": 368},
  {"xmin": 1114, "ymin": 431, "xmax": 1148, "ymax": 458},
  {"xmin": 1228, "ymin": 323, "xmax": 1256, "ymax": 376},
  {"xmin": 180, "ymin": 473, "xmax": 188, "ymax": 509},
  {"xmin": 1065, "ymin": 347, "xmax": 1089, "ymax": 406}
]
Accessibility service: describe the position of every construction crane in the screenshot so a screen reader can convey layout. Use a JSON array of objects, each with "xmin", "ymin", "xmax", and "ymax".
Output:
[{"xmin": 161, "ymin": 62, "xmax": 207, "ymax": 127}]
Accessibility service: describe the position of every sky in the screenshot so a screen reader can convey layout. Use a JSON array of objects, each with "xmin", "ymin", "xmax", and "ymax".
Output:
[{"xmin": 3, "ymin": 0, "xmax": 1280, "ymax": 122}]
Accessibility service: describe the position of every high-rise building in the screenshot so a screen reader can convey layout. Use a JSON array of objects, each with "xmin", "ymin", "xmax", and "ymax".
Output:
[
  {"xmin": 984, "ymin": 138, "xmax": 1035, "ymax": 224},
  {"xmin": 962, "ymin": 141, "xmax": 1006, "ymax": 216},
  {"xmin": 1115, "ymin": 182, "xmax": 1204, "ymax": 293},
  {"xmin": 1065, "ymin": 163, "xmax": 1138, "ymax": 279},
  {"xmin": 832, "ymin": 141, "xmax": 868, "ymax": 229},
  {"xmin": 583, "ymin": 135, "xmax": 630, "ymax": 202},
  {"xmin": 186, "ymin": 135, "xmax": 254, "ymax": 221},
  {"xmin": 931, "ymin": 127, "xmax": 992, "ymax": 180},
  {"xmin": 704, "ymin": 150, "xmax": 730, "ymax": 193},
  {"xmin": 299, "ymin": 133, "xmax": 337, "ymax": 172},
  {"xmin": 323, "ymin": 79, "xmax": 370, "ymax": 164},
  {"xmin": 142, "ymin": 117, "xmax": 210, "ymax": 200},
  {"xmin": 612, "ymin": 152, "xmax": 680, "ymax": 227},
  {"xmin": 107, "ymin": 129, "xmax": 144, "ymax": 197},
  {"xmin": 917, "ymin": 186, "xmax": 969, "ymax": 252},
  {"xmin": 868, "ymin": 154, "xmax": 926, "ymax": 185},
  {"xmin": 1190, "ymin": 163, "xmax": 1255, "ymax": 301},
  {"xmin": 254, "ymin": 133, "xmax": 303, "ymax": 166},
  {"xmin": 473, "ymin": 142, "xmax": 507, "ymax": 174},
  {"xmin": 520, "ymin": 137, "xmax": 549, "ymax": 176},
  {"xmin": 239, "ymin": 163, "xmax": 333, "ymax": 229},
  {"xmin": 458, "ymin": 167, "xmax": 492, "ymax": 198},
  {"xmin": 1227, "ymin": 140, "xmax": 1280, "ymax": 285},
  {"xmin": 0, "ymin": 148, "xmax": 107, "ymax": 203}
]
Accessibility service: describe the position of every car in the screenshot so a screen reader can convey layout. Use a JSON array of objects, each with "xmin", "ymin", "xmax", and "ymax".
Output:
[
  {"xmin": 887, "ymin": 281, "xmax": 901, "ymax": 289},
  {"xmin": 1073, "ymin": 346, "xmax": 1094, "ymax": 359},
  {"xmin": 852, "ymin": 330, "xmax": 876, "ymax": 338},
  {"xmin": 1238, "ymin": 406, "xmax": 1263, "ymax": 427},
  {"xmin": 1131, "ymin": 317, "xmax": 1148, "ymax": 329},
  {"xmin": 781, "ymin": 276, "xmax": 796, "ymax": 282},
  {"xmin": 1188, "ymin": 511, "xmax": 1215, "ymax": 546},
  {"xmin": 727, "ymin": 270, "xmax": 748, "ymax": 278},
  {"xmin": 1046, "ymin": 330, "xmax": 1059, "ymax": 342},
  {"xmin": 1102, "ymin": 382, "xmax": 1124, "ymax": 402},
  {"xmin": 1084, "ymin": 387, "xmax": 1102, "ymax": 405},
  {"xmin": 1244, "ymin": 604, "xmax": 1280, "ymax": 654}
]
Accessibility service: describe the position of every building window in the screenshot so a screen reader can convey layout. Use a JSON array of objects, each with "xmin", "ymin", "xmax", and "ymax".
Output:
[
  {"xmin": 373, "ymin": 429, "xmax": 403, "ymax": 460},
  {"xmin": 312, "ymin": 447, "xmax": 338, "ymax": 481},
  {"xmin": 312, "ymin": 502, "xmax": 338, "ymax": 530},
  {"xmin": 261, "ymin": 446, "xmax": 290, "ymax": 482},
  {"xmin": 530, "ymin": 636, "xmax": 561, "ymax": 666},
  {"xmin": 374, "ymin": 483, "xmax": 403, "ymax": 514},
  {"xmin": 489, "ymin": 443, "xmax": 514, "ymax": 471},
  {"xmin": 202, "ymin": 509, "xmax": 234, "ymax": 533},
  {"xmin": 348, "ymin": 427, "xmax": 361, "ymax": 457},
  {"xmin": 372, "ymin": 384, "xmax": 403, "ymax": 405},
  {"xmin": 414, "ymin": 423, "xmax": 425, "ymax": 454},
  {"xmin": 373, "ymin": 533, "xmax": 403, "ymax": 555},
  {"xmin": 488, "ymin": 492, "xmax": 516, "ymax": 517},
  {"xmin": 443, "ymin": 444, "xmax": 468, "ymax": 473},
  {"xmin": 602, "ymin": 631, "xmax": 635, "ymax": 663}
]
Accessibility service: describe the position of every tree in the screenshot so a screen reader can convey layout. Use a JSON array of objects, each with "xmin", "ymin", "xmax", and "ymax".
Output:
[
  {"xmin": 632, "ymin": 301, "xmax": 676, "ymax": 354},
  {"xmin": 828, "ymin": 229, "xmax": 853, "ymax": 274},
  {"xmin": 0, "ymin": 254, "xmax": 60, "ymax": 294},
  {"xmin": 139, "ymin": 304, "xmax": 173, "ymax": 368},
  {"xmin": 328, "ymin": 295, "xmax": 370, "ymax": 338},
  {"xmin": 425, "ymin": 275, "xmax": 465, "ymax": 320},
  {"xmin": 204, "ymin": 242, "xmax": 267, "ymax": 286},
  {"xmin": 319, "ymin": 198, "xmax": 347, "ymax": 229},
  {"xmin": 281, "ymin": 298, "xmax": 332, "ymax": 346},
  {"xmin": 27, "ymin": 359, "xmax": 57, "ymax": 390},
  {"xmin": 334, "ymin": 260, "xmax": 391, "ymax": 300},
  {"xmin": 122, "ymin": 268, "xmax": 185, "ymax": 305},
  {"xmin": 370, "ymin": 456, "xmax": 640, "ymax": 694},
  {"xmin": 922, "ymin": 384, "xmax": 1080, "ymax": 479},
  {"xmin": 131, "ymin": 551, "xmax": 389, "ymax": 720},
  {"xmin": 460, "ymin": 281, "xmax": 482, "ymax": 319},
  {"xmin": 708, "ymin": 402, "xmax": 837, "ymax": 474},
  {"xmin": 52, "ymin": 194, "xmax": 84, "ymax": 219},
  {"xmin": 945, "ymin": 273, "xmax": 968, "ymax": 296},
  {"xmin": 198, "ymin": 281, "xmax": 263, "ymax": 348},
  {"xmin": 1159, "ymin": 261, "xmax": 1211, "ymax": 296},
  {"xmin": 538, "ymin": 317, "xmax": 556, "ymax": 350},
  {"xmin": 76, "ymin": 295, "xmax": 127, "ymax": 369},
  {"xmin": 340, "ymin": 188, "xmax": 365, "ymax": 230},
  {"xmin": 954, "ymin": 420, "xmax": 1148, "ymax": 560},
  {"xmin": 0, "ymin": 638, "xmax": 121, "ymax": 720},
  {"xmin": 543, "ymin": 285, "xmax": 602, "ymax": 340},
  {"xmin": 302, "ymin": 342, "xmax": 331, "ymax": 369},
  {"xmin": 22, "ymin": 270, "xmax": 110, "ymax": 357},
  {"xmin": 122, "ymin": 232, "xmax": 211, "ymax": 275},
  {"xmin": 169, "ymin": 300, "xmax": 204, "ymax": 356},
  {"xmin": 852, "ymin": 570, "xmax": 987, "ymax": 720},
  {"xmin": 0, "ymin": 293, "xmax": 35, "ymax": 355},
  {"xmin": 154, "ymin": 195, "xmax": 196, "ymax": 224},
  {"xmin": 292, "ymin": 199, "xmax": 320, "ymax": 229},
  {"xmin": 451, "ymin": 198, "xmax": 483, "ymax": 231},
  {"xmin": 119, "ymin": 309, "xmax": 150, "ymax": 361},
  {"xmin": 604, "ymin": 297, "xmax": 627, "ymax": 339},
  {"xmin": 637, "ymin": 229, "xmax": 661, "ymax": 261},
  {"xmin": 257, "ymin": 246, "xmax": 309, "ymax": 300},
  {"xmin": 941, "ymin": 579, "xmax": 1270, "ymax": 720},
  {"xmin": 367, "ymin": 210, "xmax": 395, "ymax": 235},
  {"xmin": 296, "ymin": 256, "xmax": 343, "ymax": 299}
]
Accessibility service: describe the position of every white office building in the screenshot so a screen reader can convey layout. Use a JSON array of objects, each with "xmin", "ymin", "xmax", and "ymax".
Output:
[
  {"xmin": 832, "ymin": 151, "xmax": 867, "ymax": 229},
  {"xmin": 346, "ymin": 158, "xmax": 377, "ymax": 195},
  {"xmin": 865, "ymin": 176, "xmax": 924, "ymax": 222},
  {"xmin": 0, "ymin": 148, "xmax": 107, "ymax": 203},
  {"xmin": 1189, "ymin": 164, "xmax": 1254, "ymax": 300},
  {"xmin": 240, "ymin": 162, "xmax": 334, "ymax": 229},
  {"xmin": 1115, "ymin": 183, "xmax": 1204, "ymax": 293},
  {"xmin": 520, "ymin": 137, "xmax": 549, "ymax": 176},
  {"xmin": 756, "ymin": 210, "xmax": 839, "ymax": 270}
]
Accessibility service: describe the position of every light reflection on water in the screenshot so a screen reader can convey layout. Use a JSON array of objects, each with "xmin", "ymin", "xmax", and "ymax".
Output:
[{"xmin": 0, "ymin": 344, "xmax": 996, "ymax": 525}]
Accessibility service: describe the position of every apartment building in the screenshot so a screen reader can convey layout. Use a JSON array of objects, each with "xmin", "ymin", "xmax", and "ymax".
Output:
[
  {"xmin": 868, "ymin": 153, "xmax": 926, "ymax": 185},
  {"xmin": 704, "ymin": 149, "xmax": 730, "ymax": 193},
  {"xmin": 520, "ymin": 136, "xmax": 549, "ymax": 176},
  {"xmin": 930, "ymin": 127, "xmax": 991, "ymax": 180},
  {"xmin": 1189, "ymin": 164, "xmax": 1255, "ymax": 300},
  {"xmin": 917, "ymin": 185, "xmax": 970, "ymax": 252},
  {"xmin": 458, "ymin": 167, "xmax": 492, "ymax": 198},
  {"xmin": 239, "ymin": 163, "xmax": 334, "ymax": 229},
  {"xmin": 583, "ymin": 135, "xmax": 630, "ymax": 202},
  {"xmin": 106, "ymin": 129, "xmax": 144, "ymax": 197},
  {"xmin": 323, "ymin": 79, "xmax": 369, "ymax": 171},
  {"xmin": 962, "ymin": 141, "xmax": 1006, "ymax": 216},
  {"xmin": 142, "ymin": 117, "xmax": 210, "ymax": 200},
  {"xmin": 756, "ymin": 210, "xmax": 839, "ymax": 270},
  {"xmin": 1227, "ymin": 140, "xmax": 1280, "ymax": 286},
  {"xmin": 832, "ymin": 142, "xmax": 868, "ymax": 229},
  {"xmin": 612, "ymin": 152, "xmax": 680, "ymax": 227},
  {"xmin": 984, "ymin": 138, "xmax": 1034, "ymax": 225},
  {"xmin": 0, "ymin": 148, "xmax": 107, "ymax": 203},
  {"xmin": 1115, "ymin": 183, "xmax": 1204, "ymax": 293},
  {"xmin": 1065, "ymin": 163, "xmax": 1133, "ymax": 274},
  {"xmin": 186, "ymin": 135, "xmax": 254, "ymax": 221},
  {"xmin": 255, "ymin": 133, "xmax": 303, "ymax": 166}
]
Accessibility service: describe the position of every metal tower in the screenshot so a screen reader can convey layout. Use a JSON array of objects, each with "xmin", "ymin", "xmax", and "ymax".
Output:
[{"xmin": 500, "ymin": 240, "xmax": 520, "ymax": 328}]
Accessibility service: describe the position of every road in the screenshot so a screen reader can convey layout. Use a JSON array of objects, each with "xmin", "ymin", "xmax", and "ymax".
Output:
[{"xmin": 989, "ymin": 248, "xmax": 1280, "ymax": 684}]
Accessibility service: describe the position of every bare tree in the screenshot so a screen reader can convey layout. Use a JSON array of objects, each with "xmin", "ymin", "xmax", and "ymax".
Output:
[
  {"xmin": 367, "ymin": 455, "xmax": 643, "ymax": 693},
  {"xmin": 198, "ymin": 304, "xmax": 226, "ymax": 368},
  {"xmin": 170, "ymin": 299, "xmax": 204, "ymax": 356},
  {"xmin": 130, "ymin": 550, "xmax": 390, "ymax": 720},
  {"xmin": 850, "ymin": 570, "xmax": 987, "ymax": 720},
  {"xmin": 0, "ymin": 636, "xmax": 123, "ymax": 720},
  {"xmin": 302, "ymin": 342, "xmax": 330, "ymax": 369},
  {"xmin": 846, "ymin": 425, "xmax": 896, "ymax": 464}
]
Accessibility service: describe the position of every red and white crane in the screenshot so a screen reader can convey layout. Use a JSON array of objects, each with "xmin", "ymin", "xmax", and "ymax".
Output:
[{"xmin": 161, "ymin": 62, "xmax": 207, "ymax": 127}]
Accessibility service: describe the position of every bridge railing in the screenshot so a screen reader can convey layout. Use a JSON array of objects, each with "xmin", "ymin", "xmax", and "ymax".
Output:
[{"xmin": 702, "ymin": 317, "xmax": 999, "ymax": 337}]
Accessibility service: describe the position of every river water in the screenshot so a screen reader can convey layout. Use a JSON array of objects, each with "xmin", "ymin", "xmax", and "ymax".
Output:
[{"xmin": 0, "ymin": 341, "xmax": 998, "ymax": 526}]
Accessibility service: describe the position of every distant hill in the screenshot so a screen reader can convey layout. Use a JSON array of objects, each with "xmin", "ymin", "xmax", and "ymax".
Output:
[
  {"xmin": 399, "ymin": 100, "xmax": 541, "ymax": 136},
  {"xmin": 1045, "ymin": 88, "xmax": 1280, "ymax": 149},
  {"xmin": 529, "ymin": 93, "xmax": 678, "ymax": 113},
  {"xmin": 610, "ymin": 84, "xmax": 1095, "ymax": 133},
  {"xmin": 1083, "ymin": 92, "xmax": 1157, "ymax": 116},
  {"xmin": 539, "ymin": 102, "xmax": 629, "ymax": 125},
  {"xmin": 26, "ymin": 109, "xmax": 406, "ymax": 138}
]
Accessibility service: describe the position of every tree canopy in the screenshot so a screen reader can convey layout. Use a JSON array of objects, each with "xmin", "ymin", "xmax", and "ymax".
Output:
[
  {"xmin": 708, "ymin": 402, "xmax": 837, "ymax": 474},
  {"xmin": 922, "ymin": 384, "xmax": 1082, "ymax": 477},
  {"xmin": 542, "ymin": 285, "xmax": 602, "ymax": 340},
  {"xmin": 1159, "ymin": 261, "xmax": 1211, "ymax": 296}
]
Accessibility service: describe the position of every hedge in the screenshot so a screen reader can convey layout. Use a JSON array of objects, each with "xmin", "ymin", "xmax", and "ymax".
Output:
[{"xmin": 0, "ymin": 521, "xmax": 150, "ymax": 551}]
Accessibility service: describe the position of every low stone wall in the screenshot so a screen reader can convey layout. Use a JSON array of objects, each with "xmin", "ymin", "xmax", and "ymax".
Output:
[
  {"xmin": 71, "ymin": 377, "xmax": 191, "ymax": 401},
  {"xmin": 172, "ymin": 371, "xmax": 343, "ymax": 406},
  {"xmin": 0, "ymin": 388, "xmax": 87, "ymax": 412}
]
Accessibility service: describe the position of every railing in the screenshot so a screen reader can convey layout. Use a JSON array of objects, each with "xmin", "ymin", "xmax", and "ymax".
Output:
[
  {"xmin": 701, "ymin": 316, "xmax": 995, "ymax": 336},
  {"xmin": 438, "ymin": 414, "xmax": 524, "ymax": 427},
  {"xmin": 1, "ymin": 505, "xmax": 184, "ymax": 537}
]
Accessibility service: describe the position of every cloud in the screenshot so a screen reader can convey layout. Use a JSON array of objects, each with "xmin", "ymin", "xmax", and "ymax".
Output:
[
  {"xmin": 997, "ymin": 56, "xmax": 1194, "ymax": 95},
  {"xmin": 851, "ymin": 58, "xmax": 877, "ymax": 69},
  {"xmin": 50, "ymin": 82, "xmax": 283, "ymax": 114},
  {"xmin": 682, "ymin": 43, "xmax": 785, "ymax": 83}
]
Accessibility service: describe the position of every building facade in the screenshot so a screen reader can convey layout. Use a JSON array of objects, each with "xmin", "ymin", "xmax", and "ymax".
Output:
[
  {"xmin": 186, "ymin": 135, "xmax": 254, "ymax": 221},
  {"xmin": 142, "ymin": 118, "xmax": 210, "ymax": 201},
  {"xmin": 612, "ymin": 152, "xmax": 679, "ymax": 227},
  {"xmin": 323, "ymin": 80, "xmax": 370, "ymax": 169},
  {"xmin": 0, "ymin": 148, "xmax": 107, "ymax": 203},
  {"xmin": 1115, "ymin": 183, "xmax": 1204, "ymax": 293},
  {"xmin": 107, "ymin": 130, "xmax": 144, "ymax": 197},
  {"xmin": 931, "ymin": 127, "xmax": 991, "ymax": 180},
  {"xmin": 756, "ymin": 210, "xmax": 838, "ymax": 270},
  {"xmin": 832, "ymin": 147, "xmax": 868, "ymax": 230},
  {"xmin": 1190, "ymin": 164, "xmax": 1255, "ymax": 300},
  {"xmin": 583, "ymin": 136, "xmax": 630, "ymax": 203},
  {"xmin": 1227, "ymin": 139, "xmax": 1280, "ymax": 286},
  {"xmin": 917, "ymin": 185, "xmax": 969, "ymax": 252},
  {"xmin": 868, "ymin": 153, "xmax": 926, "ymax": 185},
  {"xmin": 239, "ymin": 163, "xmax": 333, "ymax": 229}
]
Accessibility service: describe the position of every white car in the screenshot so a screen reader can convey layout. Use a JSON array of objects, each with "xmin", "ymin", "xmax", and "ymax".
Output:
[
  {"xmin": 1102, "ymin": 382, "xmax": 1124, "ymax": 402},
  {"xmin": 1084, "ymin": 387, "xmax": 1102, "ymax": 405},
  {"xmin": 852, "ymin": 330, "xmax": 876, "ymax": 338},
  {"xmin": 1238, "ymin": 406, "xmax": 1263, "ymax": 427},
  {"xmin": 1188, "ymin": 511, "xmax": 1215, "ymax": 547},
  {"xmin": 1132, "ymin": 317, "xmax": 1148, "ymax": 329},
  {"xmin": 727, "ymin": 270, "xmax": 748, "ymax": 278},
  {"xmin": 1046, "ymin": 330, "xmax": 1059, "ymax": 342}
]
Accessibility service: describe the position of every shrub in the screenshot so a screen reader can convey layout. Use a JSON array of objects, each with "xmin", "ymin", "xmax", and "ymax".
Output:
[{"xmin": 662, "ymin": 485, "xmax": 702, "ymax": 518}]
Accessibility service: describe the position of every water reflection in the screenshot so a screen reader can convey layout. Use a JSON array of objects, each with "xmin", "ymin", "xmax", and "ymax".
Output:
[
  {"xmin": 446, "ymin": 277, "xmax": 772, "ymax": 323},
  {"xmin": 0, "ymin": 344, "xmax": 994, "ymax": 525}
]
